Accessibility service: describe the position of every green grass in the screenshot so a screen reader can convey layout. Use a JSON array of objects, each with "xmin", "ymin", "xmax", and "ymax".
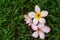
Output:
[{"xmin": 0, "ymin": 0, "xmax": 60, "ymax": 40}]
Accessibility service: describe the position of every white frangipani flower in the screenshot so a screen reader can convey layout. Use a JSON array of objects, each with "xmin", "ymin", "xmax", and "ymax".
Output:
[{"xmin": 28, "ymin": 5, "xmax": 48, "ymax": 24}]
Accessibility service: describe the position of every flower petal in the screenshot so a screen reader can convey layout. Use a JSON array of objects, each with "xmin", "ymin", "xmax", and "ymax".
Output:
[
  {"xmin": 39, "ymin": 31, "xmax": 45, "ymax": 39},
  {"xmin": 24, "ymin": 18, "xmax": 29, "ymax": 23},
  {"xmin": 24, "ymin": 15, "xmax": 28, "ymax": 18},
  {"xmin": 41, "ymin": 10, "xmax": 48, "ymax": 17},
  {"xmin": 39, "ymin": 18, "xmax": 46, "ymax": 24},
  {"xmin": 35, "ymin": 5, "xmax": 40, "ymax": 12},
  {"xmin": 31, "ymin": 24, "xmax": 38, "ymax": 30},
  {"xmin": 24, "ymin": 18, "xmax": 32, "ymax": 24},
  {"xmin": 38, "ymin": 23, "xmax": 44, "ymax": 28},
  {"xmin": 41, "ymin": 26, "xmax": 51, "ymax": 33},
  {"xmin": 28, "ymin": 12, "xmax": 35, "ymax": 18},
  {"xmin": 33, "ymin": 18, "xmax": 38, "ymax": 25},
  {"xmin": 32, "ymin": 31, "xmax": 38, "ymax": 38},
  {"xmin": 28, "ymin": 22, "xmax": 32, "ymax": 26},
  {"xmin": 28, "ymin": 19, "xmax": 32, "ymax": 26}
]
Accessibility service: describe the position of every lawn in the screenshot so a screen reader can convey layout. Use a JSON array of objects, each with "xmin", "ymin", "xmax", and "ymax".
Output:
[{"xmin": 0, "ymin": 0, "xmax": 60, "ymax": 40}]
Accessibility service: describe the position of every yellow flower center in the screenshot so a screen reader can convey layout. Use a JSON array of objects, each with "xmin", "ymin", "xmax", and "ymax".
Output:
[{"xmin": 35, "ymin": 12, "xmax": 42, "ymax": 20}]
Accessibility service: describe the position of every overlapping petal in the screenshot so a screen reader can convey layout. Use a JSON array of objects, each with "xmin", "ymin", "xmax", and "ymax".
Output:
[
  {"xmin": 38, "ymin": 23, "xmax": 44, "ymax": 28},
  {"xmin": 33, "ymin": 18, "xmax": 38, "ymax": 25},
  {"xmin": 24, "ymin": 17, "xmax": 32, "ymax": 26},
  {"xmin": 31, "ymin": 24, "xmax": 38, "ymax": 30},
  {"xmin": 39, "ymin": 18, "xmax": 46, "ymax": 24}
]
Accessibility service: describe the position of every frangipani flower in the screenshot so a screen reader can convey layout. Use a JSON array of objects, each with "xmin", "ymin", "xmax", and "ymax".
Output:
[
  {"xmin": 24, "ymin": 5, "xmax": 51, "ymax": 39},
  {"xmin": 28, "ymin": 5, "xmax": 48, "ymax": 24},
  {"xmin": 24, "ymin": 15, "xmax": 32, "ymax": 26},
  {"xmin": 31, "ymin": 23, "xmax": 51, "ymax": 39}
]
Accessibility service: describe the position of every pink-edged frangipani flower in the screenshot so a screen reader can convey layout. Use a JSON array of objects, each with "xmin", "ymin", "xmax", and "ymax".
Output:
[
  {"xmin": 24, "ymin": 15, "xmax": 32, "ymax": 26},
  {"xmin": 28, "ymin": 5, "xmax": 48, "ymax": 25},
  {"xmin": 31, "ymin": 23, "xmax": 51, "ymax": 39}
]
